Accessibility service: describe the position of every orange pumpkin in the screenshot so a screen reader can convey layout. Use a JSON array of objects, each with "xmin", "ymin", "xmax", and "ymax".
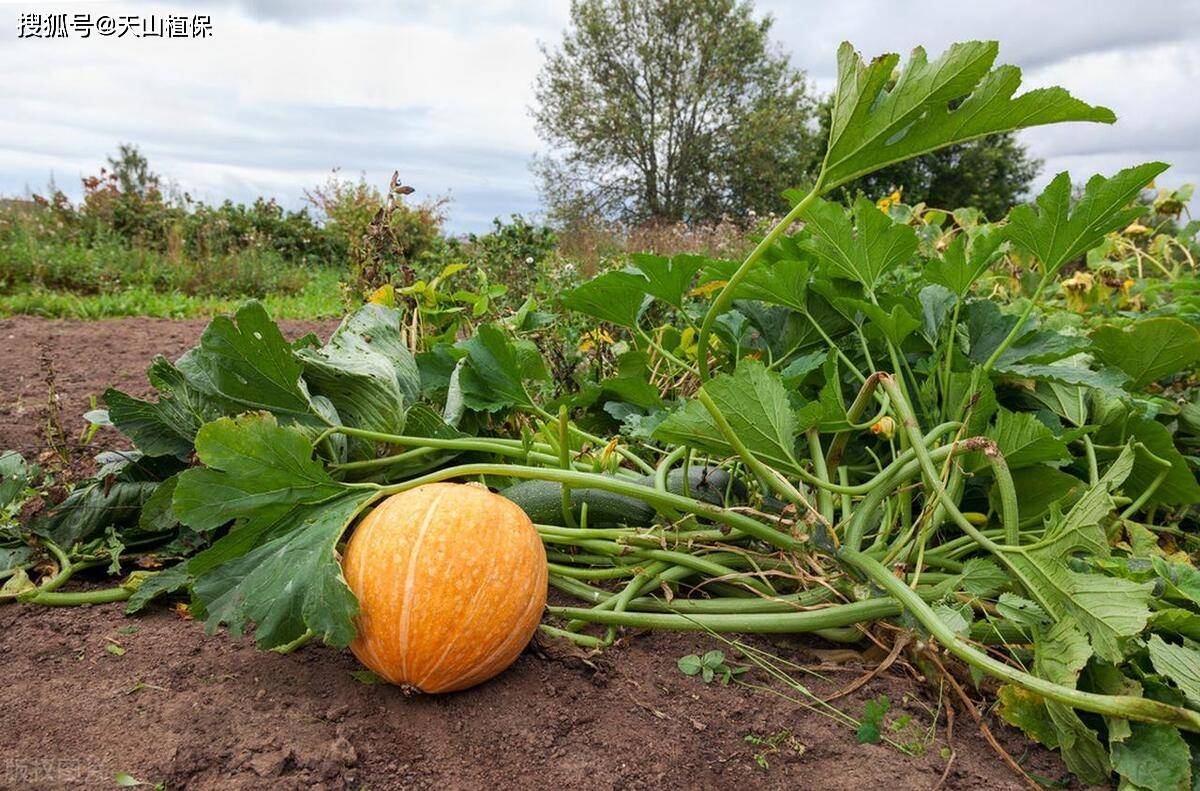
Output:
[{"xmin": 342, "ymin": 482, "xmax": 547, "ymax": 693}]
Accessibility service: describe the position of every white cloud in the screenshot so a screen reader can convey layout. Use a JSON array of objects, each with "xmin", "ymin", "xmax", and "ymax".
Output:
[{"xmin": 0, "ymin": 0, "xmax": 1196, "ymax": 231}]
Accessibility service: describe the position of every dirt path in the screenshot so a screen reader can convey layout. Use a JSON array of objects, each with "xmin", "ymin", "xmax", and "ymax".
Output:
[{"xmin": 0, "ymin": 317, "xmax": 1071, "ymax": 790}]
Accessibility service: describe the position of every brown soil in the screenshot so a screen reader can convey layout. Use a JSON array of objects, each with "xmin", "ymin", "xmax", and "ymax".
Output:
[{"xmin": 0, "ymin": 316, "xmax": 1072, "ymax": 790}]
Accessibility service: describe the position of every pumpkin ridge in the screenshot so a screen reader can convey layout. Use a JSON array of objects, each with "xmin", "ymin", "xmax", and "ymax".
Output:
[
  {"xmin": 349, "ymin": 505, "xmax": 391, "ymax": 678},
  {"xmin": 436, "ymin": 529, "xmax": 546, "ymax": 692},
  {"xmin": 396, "ymin": 485, "xmax": 449, "ymax": 683},
  {"xmin": 411, "ymin": 523, "xmax": 503, "ymax": 689}
]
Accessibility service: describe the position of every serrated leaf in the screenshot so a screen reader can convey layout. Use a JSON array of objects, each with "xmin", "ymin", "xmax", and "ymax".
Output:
[
  {"xmin": 1006, "ymin": 163, "xmax": 1169, "ymax": 274},
  {"xmin": 104, "ymin": 358, "xmax": 230, "ymax": 458},
  {"xmin": 34, "ymin": 454, "xmax": 181, "ymax": 547},
  {"xmin": 629, "ymin": 253, "xmax": 705, "ymax": 308},
  {"xmin": 176, "ymin": 300, "xmax": 313, "ymax": 415},
  {"xmin": 1091, "ymin": 317, "xmax": 1200, "ymax": 390},
  {"xmin": 1000, "ymin": 362, "xmax": 1128, "ymax": 395},
  {"xmin": 1109, "ymin": 722, "xmax": 1191, "ymax": 791},
  {"xmin": 997, "ymin": 685, "xmax": 1060, "ymax": 747},
  {"xmin": 653, "ymin": 360, "xmax": 800, "ymax": 471},
  {"xmin": 699, "ymin": 257, "xmax": 811, "ymax": 312},
  {"xmin": 192, "ymin": 491, "xmax": 375, "ymax": 649},
  {"xmin": 959, "ymin": 557, "xmax": 1008, "ymax": 598},
  {"xmin": 561, "ymin": 270, "xmax": 647, "ymax": 327},
  {"xmin": 456, "ymin": 324, "xmax": 548, "ymax": 412},
  {"xmin": 820, "ymin": 40, "xmax": 1114, "ymax": 190},
  {"xmin": 1095, "ymin": 409, "xmax": 1200, "ymax": 506},
  {"xmin": 837, "ymin": 299, "xmax": 922, "ymax": 346},
  {"xmin": 1002, "ymin": 553, "xmax": 1151, "ymax": 665},
  {"xmin": 996, "ymin": 593, "xmax": 1049, "ymax": 626},
  {"xmin": 1149, "ymin": 609, "xmax": 1200, "ymax": 642},
  {"xmin": 997, "ymin": 452, "xmax": 1153, "ymax": 663},
  {"xmin": 1028, "ymin": 381, "xmax": 1089, "ymax": 427},
  {"xmin": 964, "ymin": 299, "xmax": 1089, "ymax": 367},
  {"xmin": 986, "ymin": 408, "xmax": 1071, "ymax": 469},
  {"xmin": 1028, "ymin": 619, "xmax": 1112, "ymax": 784},
  {"xmin": 799, "ymin": 196, "xmax": 918, "ymax": 294},
  {"xmin": 918, "ymin": 284, "xmax": 955, "ymax": 343},
  {"xmin": 780, "ymin": 350, "xmax": 826, "ymax": 388},
  {"xmin": 924, "ymin": 226, "xmax": 1006, "ymax": 298},
  {"xmin": 173, "ymin": 414, "xmax": 344, "ymax": 532},
  {"xmin": 933, "ymin": 603, "xmax": 971, "ymax": 636}
]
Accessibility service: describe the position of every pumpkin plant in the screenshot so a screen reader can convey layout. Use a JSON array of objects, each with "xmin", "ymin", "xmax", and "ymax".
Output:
[{"xmin": 4, "ymin": 39, "xmax": 1200, "ymax": 788}]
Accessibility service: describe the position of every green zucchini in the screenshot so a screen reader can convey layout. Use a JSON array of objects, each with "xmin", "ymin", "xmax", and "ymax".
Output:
[{"xmin": 500, "ymin": 466, "xmax": 745, "ymax": 528}]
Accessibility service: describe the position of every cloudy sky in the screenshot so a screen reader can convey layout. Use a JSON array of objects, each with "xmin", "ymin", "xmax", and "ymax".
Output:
[{"xmin": 3, "ymin": 0, "xmax": 1198, "ymax": 232}]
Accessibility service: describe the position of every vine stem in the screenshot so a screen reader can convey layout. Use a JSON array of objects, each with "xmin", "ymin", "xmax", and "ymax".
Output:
[
  {"xmin": 695, "ymin": 388, "xmax": 824, "ymax": 531},
  {"xmin": 839, "ymin": 548, "xmax": 1200, "ymax": 732},
  {"xmin": 697, "ymin": 186, "xmax": 822, "ymax": 380},
  {"xmin": 374, "ymin": 462, "xmax": 804, "ymax": 552}
]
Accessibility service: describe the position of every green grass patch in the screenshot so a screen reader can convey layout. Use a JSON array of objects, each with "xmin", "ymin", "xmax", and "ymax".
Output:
[{"xmin": 0, "ymin": 269, "xmax": 347, "ymax": 320}]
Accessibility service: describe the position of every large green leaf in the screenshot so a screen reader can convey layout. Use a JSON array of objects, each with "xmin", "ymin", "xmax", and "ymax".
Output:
[
  {"xmin": 456, "ymin": 324, "xmax": 548, "ymax": 412},
  {"xmin": 104, "ymin": 357, "xmax": 230, "ymax": 458},
  {"xmin": 654, "ymin": 360, "xmax": 800, "ymax": 471},
  {"xmin": 820, "ymin": 41, "xmax": 1114, "ymax": 190},
  {"xmin": 34, "ymin": 453, "xmax": 182, "ymax": 548},
  {"xmin": 1148, "ymin": 635, "xmax": 1200, "ymax": 710},
  {"xmin": 191, "ymin": 491, "xmax": 375, "ymax": 649},
  {"xmin": 799, "ymin": 196, "xmax": 917, "ymax": 294},
  {"xmin": 1000, "ymin": 362, "xmax": 1128, "ymax": 395},
  {"xmin": 836, "ymin": 298, "xmax": 921, "ymax": 346},
  {"xmin": 176, "ymin": 300, "xmax": 313, "ymax": 416},
  {"xmin": 1, "ymin": 451, "xmax": 37, "ymax": 511},
  {"xmin": 298, "ymin": 304, "xmax": 418, "ymax": 436},
  {"xmin": 1033, "ymin": 619, "xmax": 1112, "ymax": 785},
  {"xmin": 628, "ymin": 254, "xmax": 705, "ymax": 308},
  {"xmin": 1109, "ymin": 722, "xmax": 1191, "ymax": 791},
  {"xmin": 1006, "ymin": 163, "xmax": 1169, "ymax": 274},
  {"xmin": 173, "ymin": 414, "xmax": 344, "ymax": 532},
  {"xmin": 997, "ymin": 449, "xmax": 1153, "ymax": 663},
  {"xmin": 924, "ymin": 226, "xmax": 1006, "ymax": 298},
  {"xmin": 986, "ymin": 408, "xmax": 1071, "ymax": 469},
  {"xmin": 999, "ymin": 618, "xmax": 1110, "ymax": 784},
  {"xmin": 964, "ymin": 299, "xmax": 1089, "ymax": 367},
  {"xmin": 990, "ymin": 466, "xmax": 1084, "ymax": 527},
  {"xmin": 1091, "ymin": 317, "xmax": 1200, "ymax": 390},
  {"xmin": 561, "ymin": 270, "xmax": 647, "ymax": 327},
  {"xmin": 699, "ymin": 257, "xmax": 811, "ymax": 313},
  {"xmin": 1095, "ymin": 408, "xmax": 1200, "ymax": 506}
]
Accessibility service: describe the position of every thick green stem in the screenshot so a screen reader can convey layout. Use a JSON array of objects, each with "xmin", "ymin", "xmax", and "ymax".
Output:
[
  {"xmin": 531, "ymin": 406, "xmax": 657, "ymax": 475},
  {"xmin": 26, "ymin": 586, "xmax": 133, "ymax": 606},
  {"xmin": 806, "ymin": 428, "xmax": 836, "ymax": 525},
  {"xmin": 697, "ymin": 187, "xmax": 822, "ymax": 380},
  {"xmin": 548, "ymin": 596, "xmax": 911, "ymax": 632},
  {"xmin": 375, "ymin": 463, "xmax": 804, "ymax": 552},
  {"xmin": 696, "ymin": 388, "xmax": 822, "ymax": 530},
  {"xmin": 840, "ymin": 548, "xmax": 1200, "ymax": 733},
  {"xmin": 879, "ymin": 374, "xmax": 1009, "ymax": 555},
  {"xmin": 825, "ymin": 372, "xmax": 884, "ymax": 474}
]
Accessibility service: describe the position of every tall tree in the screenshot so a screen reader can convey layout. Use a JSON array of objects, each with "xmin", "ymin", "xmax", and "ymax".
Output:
[{"xmin": 532, "ymin": 0, "xmax": 820, "ymax": 224}]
